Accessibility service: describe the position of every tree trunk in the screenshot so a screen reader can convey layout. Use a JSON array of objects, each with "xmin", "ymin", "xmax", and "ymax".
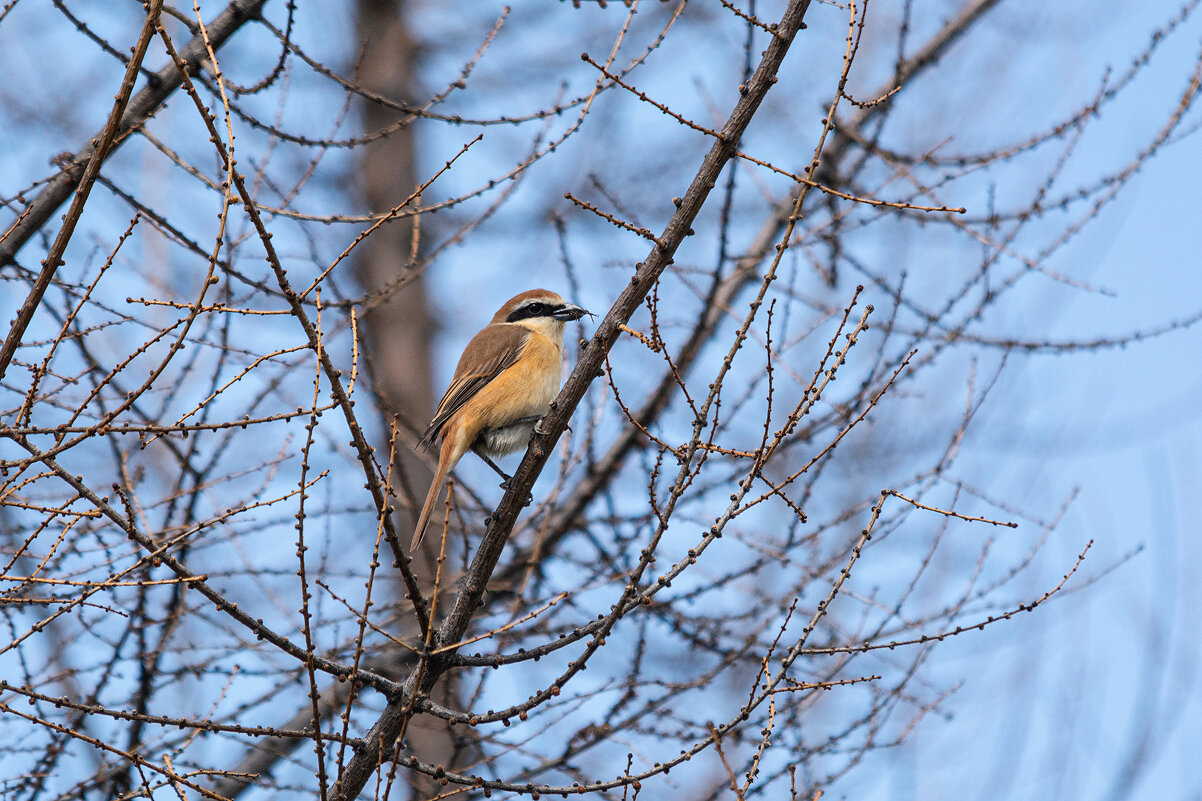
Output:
[{"xmin": 353, "ymin": 2, "xmax": 465, "ymax": 797}]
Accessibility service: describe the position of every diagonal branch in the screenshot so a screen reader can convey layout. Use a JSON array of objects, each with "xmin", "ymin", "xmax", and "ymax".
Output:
[
  {"xmin": 441, "ymin": 0, "xmax": 814, "ymax": 652},
  {"xmin": 0, "ymin": 0, "xmax": 163, "ymax": 380},
  {"xmin": 0, "ymin": 0, "xmax": 271, "ymax": 379},
  {"xmin": 329, "ymin": 1, "xmax": 815, "ymax": 798},
  {"xmin": 492, "ymin": 0, "xmax": 1009, "ymax": 585}
]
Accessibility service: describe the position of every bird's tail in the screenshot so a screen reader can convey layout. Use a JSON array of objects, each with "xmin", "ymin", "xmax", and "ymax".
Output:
[{"xmin": 411, "ymin": 436, "xmax": 455, "ymax": 550}]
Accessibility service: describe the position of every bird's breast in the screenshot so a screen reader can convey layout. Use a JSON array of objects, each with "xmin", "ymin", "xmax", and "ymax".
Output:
[{"xmin": 463, "ymin": 331, "xmax": 563, "ymax": 456}]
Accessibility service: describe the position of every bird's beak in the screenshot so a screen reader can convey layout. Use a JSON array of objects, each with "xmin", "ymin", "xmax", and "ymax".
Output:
[{"xmin": 553, "ymin": 304, "xmax": 591, "ymax": 321}]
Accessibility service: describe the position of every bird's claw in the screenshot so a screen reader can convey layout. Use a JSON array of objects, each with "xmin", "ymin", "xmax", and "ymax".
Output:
[
  {"xmin": 498, "ymin": 477, "xmax": 533, "ymax": 506},
  {"xmin": 533, "ymin": 419, "xmax": 572, "ymax": 437}
]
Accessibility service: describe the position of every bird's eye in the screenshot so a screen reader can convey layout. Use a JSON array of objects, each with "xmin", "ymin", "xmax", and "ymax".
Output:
[{"xmin": 527, "ymin": 303, "xmax": 545, "ymax": 315}]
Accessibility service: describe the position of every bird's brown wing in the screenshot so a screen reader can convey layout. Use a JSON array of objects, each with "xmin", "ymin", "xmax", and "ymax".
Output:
[{"xmin": 419, "ymin": 324, "xmax": 530, "ymax": 448}]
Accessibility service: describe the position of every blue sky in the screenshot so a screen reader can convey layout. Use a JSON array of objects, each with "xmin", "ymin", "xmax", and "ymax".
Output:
[{"xmin": 2, "ymin": 2, "xmax": 1200, "ymax": 799}]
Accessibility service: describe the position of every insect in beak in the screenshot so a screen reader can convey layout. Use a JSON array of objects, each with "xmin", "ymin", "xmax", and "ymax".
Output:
[{"xmin": 553, "ymin": 304, "xmax": 591, "ymax": 321}]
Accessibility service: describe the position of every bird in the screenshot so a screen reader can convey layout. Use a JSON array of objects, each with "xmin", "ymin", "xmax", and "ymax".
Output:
[{"xmin": 410, "ymin": 289, "xmax": 590, "ymax": 550}]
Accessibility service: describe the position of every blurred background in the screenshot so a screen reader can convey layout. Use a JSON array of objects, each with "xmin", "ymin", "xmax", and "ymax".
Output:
[{"xmin": 1, "ymin": 1, "xmax": 1199, "ymax": 799}]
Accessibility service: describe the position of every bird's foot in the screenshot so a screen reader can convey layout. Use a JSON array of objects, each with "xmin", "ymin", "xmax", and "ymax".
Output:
[
  {"xmin": 498, "ymin": 477, "xmax": 534, "ymax": 507},
  {"xmin": 532, "ymin": 417, "xmax": 571, "ymax": 437}
]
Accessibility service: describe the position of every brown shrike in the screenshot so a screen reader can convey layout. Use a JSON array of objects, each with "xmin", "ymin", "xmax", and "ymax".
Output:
[{"xmin": 410, "ymin": 289, "xmax": 590, "ymax": 550}]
